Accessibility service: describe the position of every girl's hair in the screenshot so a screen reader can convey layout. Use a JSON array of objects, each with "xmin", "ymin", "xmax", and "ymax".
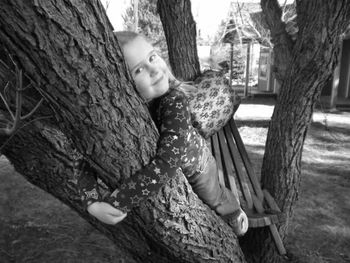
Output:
[
  {"xmin": 114, "ymin": 31, "xmax": 197, "ymax": 97},
  {"xmin": 114, "ymin": 31, "xmax": 140, "ymax": 48}
]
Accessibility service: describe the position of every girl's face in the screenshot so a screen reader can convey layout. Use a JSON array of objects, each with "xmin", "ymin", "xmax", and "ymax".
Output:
[{"xmin": 122, "ymin": 36, "xmax": 170, "ymax": 102}]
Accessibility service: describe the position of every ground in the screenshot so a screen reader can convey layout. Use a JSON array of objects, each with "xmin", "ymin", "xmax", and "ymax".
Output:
[{"xmin": 0, "ymin": 97, "xmax": 349, "ymax": 263}]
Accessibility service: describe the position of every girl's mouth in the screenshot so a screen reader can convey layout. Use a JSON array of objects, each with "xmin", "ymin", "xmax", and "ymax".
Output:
[{"xmin": 152, "ymin": 75, "xmax": 164, "ymax": 86}]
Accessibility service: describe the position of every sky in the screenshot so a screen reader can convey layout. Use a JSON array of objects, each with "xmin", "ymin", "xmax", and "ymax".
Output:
[
  {"xmin": 101, "ymin": 0, "xmax": 128, "ymax": 31},
  {"xmin": 191, "ymin": 0, "xmax": 232, "ymax": 36}
]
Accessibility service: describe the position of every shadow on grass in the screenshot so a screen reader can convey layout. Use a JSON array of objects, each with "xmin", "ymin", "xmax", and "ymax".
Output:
[
  {"xmin": 241, "ymin": 96, "xmax": 276, "ymax": 106},
  {"xmin": 236, "ymin": 120, "xmax": 270, "ymax": 128},
  {"xmin": 309, "ymin": 122, "xmax": 350, "ymax": 144}
]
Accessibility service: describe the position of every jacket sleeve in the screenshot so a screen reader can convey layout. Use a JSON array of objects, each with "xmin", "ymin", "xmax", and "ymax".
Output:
[
  {"xmin": 106, "ymin": 90, "xmax": 192, "ymax": 212},
  {"xmin": 76, "ymin": 161, "xmax": 102, "ymax": 209}
]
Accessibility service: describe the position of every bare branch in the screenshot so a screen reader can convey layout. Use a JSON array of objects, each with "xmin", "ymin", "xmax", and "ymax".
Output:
[
  {"xmin": 232, "ymin": 5, "xmax": 243, "ymax": 46},
  {"xmin": 3, "ymin": 67, "xmax": 24, "ymax": 135},
  {"xmin": 0, "ymin": 115, "xmax": 52, "ymax": 152},
  {"xmin": 0, "ymin": 63, "xmax": 44, "ymax": 136},
  {"xmin": 7, "ymin": 51, "xmax": 17, "ymax": 70},
  {"xmin": 0, "ymin": 57, "xmax": 41, "ymax": 96},
  {"xmin": 21, "ymin": 98, "xmax": 44, "ymax": 120},
  {"xmin": 0, "ymin": 82, "xmax": 15, "ymax": 120},
  {"xmin": 14, "ymin": 67, "xmax": 23, "ymax": 122},
  {"xmin": 3, "ymin": 80, "xmax": 12, "ymax": 99},
  {"xmin": 23, "ymin": 82, "xmax": 33, "ymax": 91}
]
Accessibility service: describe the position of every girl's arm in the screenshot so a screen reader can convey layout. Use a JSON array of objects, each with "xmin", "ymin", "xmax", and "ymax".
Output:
[
  {"xmin": 77, "ymin": 161, "xmax": 102, "ymax": 208},
  {"xmin": 77, "ymin": 161, "xmax": 127, "ymax": 225},
  {"xmin": 106, "ymin": 89, "xmax": 192, "ymax": 212}
]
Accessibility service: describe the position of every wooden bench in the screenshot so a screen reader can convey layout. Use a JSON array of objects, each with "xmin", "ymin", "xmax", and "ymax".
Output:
[{"xmin": 210, "ymin": 116, "xmax": 287, "ymax": 255}]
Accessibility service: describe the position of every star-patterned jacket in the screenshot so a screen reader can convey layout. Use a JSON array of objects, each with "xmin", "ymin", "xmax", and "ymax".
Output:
[{"xmin": 79, "ymin": 87, "xmax": 208, "ymax": 212}]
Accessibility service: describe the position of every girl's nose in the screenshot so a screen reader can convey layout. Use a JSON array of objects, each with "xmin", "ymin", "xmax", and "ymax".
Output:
[{"xmin": 148, "ymin": 64, "xmax": 160, "ymax": 77}]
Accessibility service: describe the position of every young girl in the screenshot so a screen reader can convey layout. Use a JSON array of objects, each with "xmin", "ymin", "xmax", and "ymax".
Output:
[{"xmin": 79, "ymin": 31, "xmax": 248, "ymax": 235}]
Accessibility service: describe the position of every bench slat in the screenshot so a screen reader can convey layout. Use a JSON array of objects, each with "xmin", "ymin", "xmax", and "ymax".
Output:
[
  {"xmin": 229, "ymin": 119, "xmax": 264, "ymax": 201},
  {"xmin": 224, "ymin": 124, "xmax": 254, "ymax": 209},
  {"xmin": 217, "ymin": 129, "xmax": 240, "ymax": 201}
]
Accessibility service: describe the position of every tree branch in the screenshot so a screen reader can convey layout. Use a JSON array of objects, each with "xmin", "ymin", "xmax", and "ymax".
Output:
[{"xmin": 260, "ymin": 0, "xmax": 294, "ymax": 81}]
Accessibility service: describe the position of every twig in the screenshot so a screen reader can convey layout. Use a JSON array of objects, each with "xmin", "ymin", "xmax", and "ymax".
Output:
[
  {"xmin": 3, "ymin": 80, "xmax": 12, "ymax": 101},
  {"xmin": 0, "ymin": 82, "xmax": 15, "ymax": 120},
  {"xmin": 0, "ymin": 63, "xmax": 44, "ymax": 136},
  {"xmin": 21, "ymin": 98, "xmax": 44, "ymax": 120},
  {"xmin": 11, "ymin": 67, "xmax": 23, "ymax": 132},
  {"xmin": 0, "ymin": 115, "xmax": 52, "ymax": 152},
  {"xmin": 22, "ymin": 82, "xmax": 33, "ymax": 91}
]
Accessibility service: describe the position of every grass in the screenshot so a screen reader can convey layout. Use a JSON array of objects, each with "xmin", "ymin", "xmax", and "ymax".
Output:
[{"xmin": 1, "ymin": 101, "xmax": 349, "ymax": 262}]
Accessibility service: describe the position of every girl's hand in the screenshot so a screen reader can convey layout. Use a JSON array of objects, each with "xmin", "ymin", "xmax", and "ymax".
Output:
[{"xmin": 87, "ymin": 202, "xmax": 127, "ymax": 225}]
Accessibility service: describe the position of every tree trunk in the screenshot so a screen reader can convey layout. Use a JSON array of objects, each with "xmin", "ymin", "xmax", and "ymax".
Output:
[
  {"xmin": 157, "ymin": 0, "xmax": 201, "ymax": 81},
  {"xmin": 240, "ymin": 1, "xmax": 350, "ymax": 262},
  {"xmin": 0, "ymin": 1, "xmax": 244, "ymax": 262}
]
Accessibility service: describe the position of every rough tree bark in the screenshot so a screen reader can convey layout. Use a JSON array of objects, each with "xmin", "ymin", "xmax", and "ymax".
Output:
[
  {"xmin": 0, "ymin": 1, "xmax": 245, "ymax": 262},
  {"xmin": 157, "ymin": 0, "xmax": 201, "ymax": 81},
  {"xmin": 239, "ymin": 1, "xmax": 350, "ymax": 262}
]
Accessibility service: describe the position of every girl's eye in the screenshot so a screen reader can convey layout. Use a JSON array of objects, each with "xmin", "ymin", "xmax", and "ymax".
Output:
[
  {"xmin": 149, "ymin": 54, "xmax": 157, "ymax": 62},
  {"xmin": 134, "ymin": 67, "xmax": 144, "ymax": 75}
]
